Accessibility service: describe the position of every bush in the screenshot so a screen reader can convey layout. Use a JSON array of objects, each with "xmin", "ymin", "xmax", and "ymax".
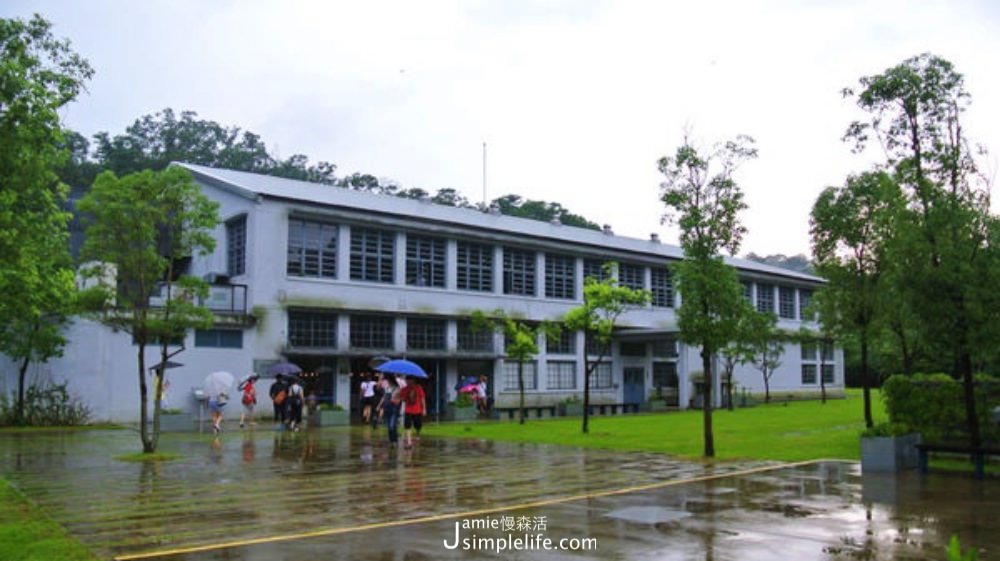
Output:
[
  {"xmin": 881, "ymin": 373, "xmax": 1000, "ymax": 442},
  {"xmin": 454, "ymin": 392, "xmax": 475, "ymax": 408},
  {"xmin": 0, "ymin": 382, "xmax": 92, "ymax": 427}
]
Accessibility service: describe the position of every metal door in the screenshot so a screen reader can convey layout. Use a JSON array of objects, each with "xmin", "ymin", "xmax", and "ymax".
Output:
[{"xmin": 623, "ymin": 367, "xmax": 645, "ymax": 404}]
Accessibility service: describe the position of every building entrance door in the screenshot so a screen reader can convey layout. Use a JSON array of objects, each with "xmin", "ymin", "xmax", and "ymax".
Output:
[{"xmin": 623, "ymin": 367, "xmax": 645, "ymax": 405}]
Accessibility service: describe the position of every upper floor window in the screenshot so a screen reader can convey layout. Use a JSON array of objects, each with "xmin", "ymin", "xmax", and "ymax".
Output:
[
  {"xmin": 406, "ymin": 234, "xmax": 446, "ymax": 288},
  {"xmin": 350, "ymin": 315, "xmax": 394, "ymax": 349},
  {"xmin": 457, "ymin": 241, "xmax": 493, "ymax": 292},
  {"xmin": 287, "ymin": 218, "xmax": 337, "ymax": 278},
  {"xmin": 651, "ymin": 267, "xmax": 673, "ymax": 308},
  {"xmin": 503, "ymin": 247, "xmax": 536, "ymax": 296},
  {"xmin": 583, "ymin": 259, "xmax": 610, "ymax": 283},
  {"xmin": 741, "ymin": 281, "xmax": 753, "ymax": 303},
  {"xmin": 778, "ymin": 286, "xmax": 796, "ymax": 319},
  {"xmin": 799, "ymin": 289, "xmax": 815, "ymax": 320},
  {"xmin": 756, "ymin": 283, "xmax": 774, "ymax": 314},
  {"xmin": 545, "ymin": 253, "xmax": 576, "ymax": 300},
  {"xmin": 406, "ymin": 317, "xmax": 446, "ymax": 350},
  {"xmin": 350, "ymin": 227, "xmax": 394, "ymax": 283},
  {"xmin": 618, "ymin": 263, "xmax": 644, "ymax": 291},
  {"xmin": 195, "ymin": 328, "xmax": 243, "ymax": 349},
  {"xmin": 651, "ymin": 336, "xmax": 678, "ymax": 358},
  {"xmin": 226, "ymin": 215, "xmax": 246, "ymax": 276},
  {"xmin": 457, "ymin": 320, "xmax": 494, "ymax": 352},
  {"xmin": 546, "ymin": 329, "xmax": 576, "ymax": 355},
  {"xmin": 288, "ymin": 310, "xmax": 337, "ymax": 348}
]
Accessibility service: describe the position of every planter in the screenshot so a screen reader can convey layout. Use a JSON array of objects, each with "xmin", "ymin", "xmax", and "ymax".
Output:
[
  {"xmin": 861, "ymin": 433, "xmax": 921, "ymax": 472},
  {"xmin": 646, "ymin": 400, "xmax": 670, "ymax": 413},
  {"xmin": 157, "ymin": 412, "xmax": 194, "ymax": 432},
  {"xmin": 315, "ymin": 409, "xmax": 349, "ymax": 427},
  {"xmin": 447, "ymin": 406, "xmax": 479, "ymax": 422},
  {"xmin": 560, "ymin": 402, "xmax": 584, "ymax": 416}
]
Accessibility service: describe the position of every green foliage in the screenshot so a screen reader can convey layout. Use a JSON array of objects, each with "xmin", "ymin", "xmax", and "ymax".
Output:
[
  {"xmin": 488, "ymin": 194, "xmax": 600, "ymax": 230},
  {"xmin": 881, "ymin": 374, "xmax": 1000, "ymax": 442},
  {"xmin": 0, "ymin": 477, "xmax": 99, "ymax": 561},
  {"xmin": 947, "ymin": 535, "xmax": 979, "ymax": 561},
  {"xmin": 454, "ymin": 392, "xmax": 475, "ymax": 408},
  {"xmin": 0, "ymin": 382, "xmax": 90, "ymax": 427}
]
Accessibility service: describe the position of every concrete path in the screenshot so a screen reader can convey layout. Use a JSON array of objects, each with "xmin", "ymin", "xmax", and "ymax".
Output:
[{"xmin": 0, "ymin": 427, "xmax": 996, "ymax": 560}]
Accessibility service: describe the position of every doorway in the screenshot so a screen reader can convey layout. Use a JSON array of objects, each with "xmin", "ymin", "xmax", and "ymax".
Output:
[{"xmin": 623, "ymin": 367, "xmax": 645, "ymax": 405}]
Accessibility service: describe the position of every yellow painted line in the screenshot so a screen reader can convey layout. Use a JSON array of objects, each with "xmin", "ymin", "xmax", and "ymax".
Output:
[{"xmin": 114, "ymin": 458, "xmax": 852, "ymax": 560}]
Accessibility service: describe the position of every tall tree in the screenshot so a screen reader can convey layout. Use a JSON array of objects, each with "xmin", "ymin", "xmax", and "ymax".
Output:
[
  {"xmin": 564, "ymin": 265, "xmax": 650, "ymax": 433},
  {"xmin": 843, "ymin": 54, "xmax": 999, "ymax": 443},
  {"xmin": 78, "ymin": 167, "xmax": 219, "ymax": 453},
  {"xmin": 659, "ymin": 134, "xmax": 758, "ymax": 457},
  {"xmin": 0, "ymin": 15, "xmax": 92, "ymax": 423},
  {"xmin": 744, "ymin": 312, "xmax": 783, "ymax": 404},
  {"xmin": 810, "ymin": 171, "xmax": 902, "ymax": 428}
]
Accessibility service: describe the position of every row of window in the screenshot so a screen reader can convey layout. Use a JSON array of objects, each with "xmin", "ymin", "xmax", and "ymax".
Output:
[
  {"xmin": 501, "ymin": 361, "xmax": 613, "ymax": 391},
  {"xmin": 744, "ymin": 281, "xmax": 814, "ymax": 321}
]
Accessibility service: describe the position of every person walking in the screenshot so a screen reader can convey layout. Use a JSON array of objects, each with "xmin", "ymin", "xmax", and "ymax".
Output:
[
  {"xmin": 400, "ymin": 376, "xmax": 426, "ymax": 449},
  {"xmin": 238, "ymin": 374, "xmax": 258, "ymax": 428},
  {"xmin": 379, "ymin": 375, "xmax": 403, "ymax": 447},
  {"xmin": 360, "ymin": 374, "xmax": 377, "ymax": 426},
  {"xmin": 269, "ymin": 374, "xmax": 289, "ymax": 430},
  {"xmin": 286, "ymin": 377, "xmax": 305, "ymax": 432},
  {"xmin": 208, "ymin": 391, "xmax": 228, "ymax": 435}
]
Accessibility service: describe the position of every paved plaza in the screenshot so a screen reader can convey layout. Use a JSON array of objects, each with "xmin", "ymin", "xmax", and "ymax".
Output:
[{"xmin": 1, "ymin": 427, "xmax": 997, "ymax": 560}]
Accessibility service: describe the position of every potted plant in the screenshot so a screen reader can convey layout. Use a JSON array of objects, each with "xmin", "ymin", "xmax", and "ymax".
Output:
[
  {"xmin": 646, "ymin": 388, "xmax": 670, "ymax": 412},
  {"xmin": 559, "ymin": 394, "xmax": 583, "ymax": 416},
  {"xmin": 860, "ymin": 422, "xmax": 921, "ymax": 472},
  {"xmin": 158, "ymin": 408, "xmax": 194, "ymax": 432},
  {"xmin": 315, "ymin": 403, "xmax": 349, "ymax": 427},
  {"xmin": 447, "ymin": 392, "xmax": 479, "ymax": 422}
]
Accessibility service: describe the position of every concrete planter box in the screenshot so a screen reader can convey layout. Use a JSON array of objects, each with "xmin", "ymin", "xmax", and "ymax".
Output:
[
  {"xmin": 560, "ymin": 402, "xmax": 584, "ymax": 416},
  {"xmin": 447, "ymin": 406, "xmax": 479, "ymax": 422},
  {"xmin": 315, "ymin": 409, "xmax": 349, "ymax": 427},
  {"xmin": 861, "ymin": 433, "xmax": 921, "ymax": 472},
  {"xmin": 157, "ymin": 412, "xmax": 194, "ymax": 432},
  {"xmin": 645, "ymin": 400, "xmax": 670, "ymax": 413}
]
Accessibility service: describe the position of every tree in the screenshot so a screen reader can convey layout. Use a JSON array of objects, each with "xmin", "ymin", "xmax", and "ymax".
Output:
[
  {"xmin": 471, "ymin": 310, "xmax": 557, "ymax": 425},
  {"xmin": 810, "ymin": 171, "xmax": 902, "ymax": 427},
  {"xmin": 564, "ymin": 265, "xmax": 650, "ymax": 433},
  {"xmin": 659, "ymin": 133, "xmax": 758, "ymax": 457},
  {"xmin": 743, "ymin": 312, "xmax": 783, "ymax": 404},
  {"xmin": 487, "ymin": 194, "xmax": 601, "ymax": 230},
  {"xmin": 78, "ymin": 167, "xmax": 219, "ymax": 452},
  {"xmin": 843, "ymin": 53, "xmax": 999, "ymax": 444},
  {"xmin": 0, "ymin": 15, "xmax": 92, "ymax": 424}
]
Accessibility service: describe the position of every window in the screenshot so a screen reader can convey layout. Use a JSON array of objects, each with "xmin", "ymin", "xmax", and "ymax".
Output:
[
  {"xmin": 821, "ymin": 341, "xmax": 834, "ymax": 362},
  {"xmin": 588, "ymin": 362, "xmax": 613, "ymax": 389},
  {"xmin": 801, "ymin": 364, "xmax": 817, "ymax": 384},
  {"xmin": 350, "ymin": 315, "xmax": 394, "ymax": 349},
  {"xmin": 618, "ymin": 263, "xmax": 644, "ymax": 291},
  {"xmin": 195, "ymin": 328, "xmax": 243, "ymax": 348},
  {"xmin": 583, "ymin": 259, "xmax": 610, "ymax": 283},
  {"xmin": 406, "ymin": 235, "xmax": 445, "ymax": 288},
  {"xmin": 289, "ymin": 311, "xmax": 337, "ymax": 348},
  {"xmin": 651, "ymin": 337, "xmax": 678, "ymax": 358},
  {"xmin": 457, "ymin": 241, "xmax": 493, "ymax": 292},
  {"xmin": 505, "ymin": 330, "xmax": 537, "ymax": 355},
  {"xmin": 619, "ymin": 342, "xmax": 646, "ymax": 357},
  {"xmin": 546, "ymin": 329, "xmax": 576, "ymax": 355},
  {"xmin": 585, "ymin": 333, "xmax": 610, "ymax": 357},
  {"xmin": 503, "ymin": 247, "xmax": 536, "ymax": 296},
  {"xmin": 545, "ymin": 253, "xmax": 575, "ymax": 300},
  {"xmin": 350, "ymin": 227, "xmax": 395, "ymax": 283},
  {"xmin": 226, "ymin": 215, "xmax": 246, "ymax": 276},
  {"xmin": 652, "ymin": 361, "xmax": 678, "ymax": 390},
  {"xmin": 741, "ymin": 281, "xmax": 753, "ymax": 303},
  {"xmin": 502, "ymin": 360, "xmax": 537, "ymax": 390},
  {"xmin": 779, "ymin": 286, "xmax": 796, "ymax": 319},
  {"xmin": 756, "ymin": 283, "xmax": 774, "ymax": 313},
  {"xmin": 457, "ymin": 320, "xmax": 494, "ymax": 352},
  {"xmin": 546, "ymin": 361, "xmax": 577, "ymax": 390},
  {"xmin": 133, "ymin": 332, "xmax": 184, "ymax": 346},
  {"xmin": 651, "ymin": 267, "xmax": 674, "ymax": 308},
  {"xmin": 801, "ymin": 342, "xmax": 817, "ymax": 361},
  {"xmin": 799, "ymin": 289, "xmax": 814, "ymax": 320},
  {"xmin": 406, "ymin": 318, "xmax": 446, "ymax": 350},
  {"xmin": 287, "ymin": 218, "xmax": 337, "ymax": 278},
  {"xmin": 822, "ymin": 364, "xmax": 835, "ymax": 384}
]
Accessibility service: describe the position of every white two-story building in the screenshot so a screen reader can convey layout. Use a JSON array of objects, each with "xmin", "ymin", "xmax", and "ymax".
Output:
[{"xmin": 1, "ymin": 163, "xmax": 841, "ymax": 423}]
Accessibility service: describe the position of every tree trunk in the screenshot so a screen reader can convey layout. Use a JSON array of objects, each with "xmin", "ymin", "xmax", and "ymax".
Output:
[
  {"xmin": 763, "ymin": 370, "xmax": 770, "ymax": 404},
  {"xmin": 860, "ymin": 334, "xmax": 873, "ymax": 429},
  {"xmin": 138, "ymin": 342, "xmax": 153, "ymax": 453},
  {"xmin": 518, "ymin": 361, "xmax": 525, "ymax": 425},
  {"xmin": 819, "ymin": 338, "xmax": 827, "ymax": 405},
  {"xmin": 726, "ymin": 366, "xmax": 734, "ymax": 412},
  {"xmin": 959, "ymin": 350, "xmax": 981, "ymax": 450},
  {"xmin": 701, "ymin": 346, "xmax": 714, "ymax": 458},
  {"xmin": 582, "ymin": 356, "xmax": 591, "ymax": 434},
  {"xmin": 16, "ymin": 355, "xmax": 30, "ymax": 426}
]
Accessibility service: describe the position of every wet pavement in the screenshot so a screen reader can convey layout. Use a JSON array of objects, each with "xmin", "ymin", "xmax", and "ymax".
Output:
[{"xmin": 0, "ymin": 427, "xmax": 997, "ymax": 560}]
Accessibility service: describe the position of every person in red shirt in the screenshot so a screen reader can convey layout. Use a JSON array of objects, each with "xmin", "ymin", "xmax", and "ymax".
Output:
[{"xmin": 400, "ymin": 376, "xmax": 426, "ymax": 449}]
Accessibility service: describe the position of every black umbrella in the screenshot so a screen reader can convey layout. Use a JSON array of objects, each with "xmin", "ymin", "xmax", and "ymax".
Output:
[{"xmin": 149, "ymin": 360, "xmax": 183, "ymax": 372}]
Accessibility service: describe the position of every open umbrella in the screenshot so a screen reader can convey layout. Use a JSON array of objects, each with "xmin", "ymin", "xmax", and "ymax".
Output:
[
  {"xmin": 267, "ymin": 361, "xmax": 302, "ymax": 376},
  {"xmin": 375, "ymin": 359, "xmax": 428, "ymax": 379},
  {"xmin": 203, "ymin": 371, "xmax": 235, "ymax": 398},
  {"xmin": 149, "ymin": 360, "xmax": 184, "ymax": 372}
]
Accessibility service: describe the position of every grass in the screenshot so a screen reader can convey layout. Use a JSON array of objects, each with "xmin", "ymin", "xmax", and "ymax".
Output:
[
  {"xmin": 114, "ymin": 451, "xmax": 182, "ymax": 462},
  {"xmin": 424, "ymin": 390, "xmax": 887, "ymax": 462},
  {"xmin": 0, "ymin": 477, "xmax": 99, "ymax": 561}
]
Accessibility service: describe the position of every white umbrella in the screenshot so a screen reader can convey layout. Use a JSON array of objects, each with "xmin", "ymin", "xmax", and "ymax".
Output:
[{"xmin": 203, "ymin": 371, "xmax": 235, "ymax": 399}]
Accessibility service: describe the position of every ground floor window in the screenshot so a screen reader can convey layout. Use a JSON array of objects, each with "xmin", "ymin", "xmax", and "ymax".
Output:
[
  {"xmin": 801, "ymin": 364, "xmax": 817, "ymax": 384},
  {"xmin": 502, "ymin": 360, "xmax": 537, "ymax": 390},
  {"xmin": 546, "ymin": 361, "xmax": 576, "ymax": 390},
  {"xmin": 588, "ymin": 362, "xmax": 612, "ymax": 389}
]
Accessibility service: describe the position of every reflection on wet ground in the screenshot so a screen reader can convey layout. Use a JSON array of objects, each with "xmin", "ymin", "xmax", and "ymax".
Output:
[{"xmin": 0, "ymin": 428, "xmax": 997, "ymax": 560}]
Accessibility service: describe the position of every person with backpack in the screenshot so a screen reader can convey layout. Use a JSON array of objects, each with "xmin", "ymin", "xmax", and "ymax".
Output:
[
  {"xmin": 400, "ymin": 376, "xmax": 426, "ymax": 449},
  {"xmin": 286, "ymin": 377, "xmax": 305, "ymax": 432},
  {"xmin": 238, "ymin": 374, "xmax": 258, "ymax": 428},
  {"xmin": 269, "ymin": 374, "xmax": 289, "ymax": 430}
]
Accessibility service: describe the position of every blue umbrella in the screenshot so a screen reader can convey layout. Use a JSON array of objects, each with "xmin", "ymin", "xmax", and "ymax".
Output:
[
  {"xmin": 267, "ymin": 361, "xmax": 302, "ymax": 376},
  {"xmin": 375, "ymin": 359, "xmax": 428, "ymax": 379}
]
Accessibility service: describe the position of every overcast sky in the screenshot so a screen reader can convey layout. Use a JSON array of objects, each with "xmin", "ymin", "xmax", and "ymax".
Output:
[{"xmin": 5, "ymin": 0, "xmax": 999, "ymax": 256}]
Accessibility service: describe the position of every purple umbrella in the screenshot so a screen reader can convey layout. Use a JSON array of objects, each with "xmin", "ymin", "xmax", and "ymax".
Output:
[{"xmin": 267, "ymin": 361, "xmax": 302, "ymax": 376}]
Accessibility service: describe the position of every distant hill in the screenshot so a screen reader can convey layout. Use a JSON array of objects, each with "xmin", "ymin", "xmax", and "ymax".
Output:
[{"xmin": 743, "ymin": 253, "xmax": 814, "ymax": 275}]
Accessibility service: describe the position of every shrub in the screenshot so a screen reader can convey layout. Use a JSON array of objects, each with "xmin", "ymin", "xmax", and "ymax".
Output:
[
  {"xmin": 881, "ymin": 373, "xmax": 1000, "ymax": 442},
  {"xmin": 454, "ymin": 392, "xmax": 475, "ymax": 408},
  {"xmin": 0, "ymin": 382, "xmax": 91, "ymax": 426}
]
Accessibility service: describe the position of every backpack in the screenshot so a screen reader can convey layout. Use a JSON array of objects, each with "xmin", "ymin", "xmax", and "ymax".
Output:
[{"xmin": 273, "ymin": 388, "xmax": 287, "ymax": 406}]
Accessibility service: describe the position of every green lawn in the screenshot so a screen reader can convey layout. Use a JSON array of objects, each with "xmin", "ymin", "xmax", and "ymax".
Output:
[
  {"xmin": 0, "ymin": 477, "xmax": 99, "ymax": 561},
  {"xmin": 425, "ymin": 391, "xmax": 887, "ymax": 462}
]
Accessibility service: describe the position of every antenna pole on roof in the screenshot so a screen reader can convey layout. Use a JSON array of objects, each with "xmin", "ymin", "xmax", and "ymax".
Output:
[{"xmin": 482, "ymin": 141, "xmax": 487, "ymax": 206}]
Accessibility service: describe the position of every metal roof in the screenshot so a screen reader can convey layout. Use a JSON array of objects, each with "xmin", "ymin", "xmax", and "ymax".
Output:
[{"xmin": 175, "ymin": 162, "xmax": 823, "ymax": 284}]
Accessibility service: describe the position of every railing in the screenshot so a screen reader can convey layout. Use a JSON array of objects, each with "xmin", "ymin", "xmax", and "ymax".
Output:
[{"xmin": 148, "ymin": 283, "xmax": 248, "ymax": 315}]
